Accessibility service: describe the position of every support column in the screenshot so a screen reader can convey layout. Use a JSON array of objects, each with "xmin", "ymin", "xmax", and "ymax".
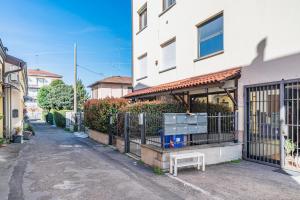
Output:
[{"xmin": 280, "ymin": 80, "xmax": 286, "ymax": 168}]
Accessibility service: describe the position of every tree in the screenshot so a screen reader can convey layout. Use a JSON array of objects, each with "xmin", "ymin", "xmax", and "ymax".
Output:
[
  {"xmin": 48, "ymin": 80, "xmax": 73, "ymax": 110},
  {"xmin": 76, "ymin": 80, "xmax": 89, "ymax": 111},
  {"xmin": 37, "ymin": 86, "xmax": 51, "ymax": 111},
  {"xmin": 37, "ymin": 79, "xmax": 89, "ymax": 111}
]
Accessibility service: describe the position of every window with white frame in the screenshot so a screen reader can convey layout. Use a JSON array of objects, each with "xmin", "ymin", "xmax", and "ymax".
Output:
[
  {"xmin": 137, "ymin": 54, "xmax": 147, "ymax": 79},
  {"xmin": 138, "ymin": 4, "xmax": 147, "ymax": 31},
  {"xmin": 163, "ymin": 0, "xmax": 176, "ymax": 11},
  {"xmin": 160, "ymin": 38, "xmax": 176, "ymax": 72},
  {"xmin": 198, "ymin": 13, "xmax": 224, "ymax": 58}
]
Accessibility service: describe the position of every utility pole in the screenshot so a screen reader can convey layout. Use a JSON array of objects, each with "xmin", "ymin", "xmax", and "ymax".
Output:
[{"xmin": 74, "ymin": 43, "xmax": 77, "ymax": 113}]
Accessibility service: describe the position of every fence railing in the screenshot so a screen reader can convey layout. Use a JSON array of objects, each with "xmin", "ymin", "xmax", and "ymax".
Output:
[{"xmin": 110, "ymin": 112, "xmax": 238, "ymax": 150}]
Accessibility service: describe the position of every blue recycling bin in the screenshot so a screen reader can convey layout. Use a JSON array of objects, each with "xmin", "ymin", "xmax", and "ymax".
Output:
[{"xmin": 159, "ymin": 129, "xmax": 184, "ymax": 148}]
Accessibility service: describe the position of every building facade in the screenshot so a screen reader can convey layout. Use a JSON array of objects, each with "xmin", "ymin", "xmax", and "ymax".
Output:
[
  {"xmin": 26, "ymin": 69, "xmax": 62, "ymax": 119},
  {"xmin": 89, "ymin": 76, "xmax": 132, "ymax": 99},
  {"xmin": 129, "ymin": 0, "xmax": 300, "ymax": 171},
  {"xmin": 4, "ymin": 55, "xmax": 28, "ymax": 139},
  {"xmin": 0, "ymin": 40, "xmax": 6, "ymax": 138}
]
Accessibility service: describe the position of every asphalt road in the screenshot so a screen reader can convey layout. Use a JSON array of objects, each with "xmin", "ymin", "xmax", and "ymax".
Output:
[
  {"xmin": 1, "ymin": 121, "xmax": 300, "ymax": 200},
  {"xmin": 2, "ymin": 121, "xmax": 211, "ymax": 200}
]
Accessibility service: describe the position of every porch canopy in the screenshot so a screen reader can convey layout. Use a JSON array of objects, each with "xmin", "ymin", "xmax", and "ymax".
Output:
[{"xmin": 125, "ymin": 67, "xmax": 241, "ymax": 99}]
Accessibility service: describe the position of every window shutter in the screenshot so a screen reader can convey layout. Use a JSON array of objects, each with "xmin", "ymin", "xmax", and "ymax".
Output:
[
  {"xmin": 138, "ymin": 55, "xmax": 147, "ymax": 78},
  {"xmin": 161, "ymin": 40, "xmax": 176, "ymax": 71}
]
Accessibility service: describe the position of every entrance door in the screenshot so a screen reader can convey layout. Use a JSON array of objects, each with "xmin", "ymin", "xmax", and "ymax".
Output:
[{"xmin": 246, "ymin": 85, "xmax": 281, "ymax": 165}]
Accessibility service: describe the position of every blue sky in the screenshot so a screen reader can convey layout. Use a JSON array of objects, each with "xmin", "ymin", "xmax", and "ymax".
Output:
[{"xmin": 0, "ymin": 0, "xmax": 132, "ymax": 89}]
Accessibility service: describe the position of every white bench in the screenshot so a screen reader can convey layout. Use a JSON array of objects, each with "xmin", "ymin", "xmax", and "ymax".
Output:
[{"xmin": 169, "ymin": 152, "xmax": 205, "ymax": 176}]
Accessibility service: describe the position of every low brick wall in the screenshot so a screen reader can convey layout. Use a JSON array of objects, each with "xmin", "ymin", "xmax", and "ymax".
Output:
[
  {"xmin": 141, "ymin": 143, "xmax": 242, "ymax": 171},
  {"xmin": 115, "ymin": 137, "xmax": 125, "ymax": 153},
  {"xmin": 88, "ymin": 129, "xmax": 109, "ymax": 145}
]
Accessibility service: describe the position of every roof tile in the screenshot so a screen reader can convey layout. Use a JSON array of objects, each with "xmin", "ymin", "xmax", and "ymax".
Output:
[{"xmin": 125, "ymin": 67, "xmax": 241, "ymax": 98}]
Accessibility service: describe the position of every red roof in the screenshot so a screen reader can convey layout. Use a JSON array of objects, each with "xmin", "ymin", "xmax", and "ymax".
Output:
[
  {"xmin": 88, "ymin": 76, "xmax": 132, "ymax": 87},
  {"xmin": 125, "ymin": 67, "xmax": 241, "ymax": 98},
  {"xmin": 27, "ymin": 69, "xmax": 62, "ymax": 78}
]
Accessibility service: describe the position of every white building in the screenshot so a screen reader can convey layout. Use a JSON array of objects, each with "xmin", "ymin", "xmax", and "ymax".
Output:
[
  {"xmin": 128, "ymin": 0, "xmax": 300, "ymax": 170},
  {"xmin": 89, "ymin": 76, "xmax": 132, "ymax": 99},
  {"xmin": 26, "ymin": 69, "xmax": 62, "ymax": 119}
]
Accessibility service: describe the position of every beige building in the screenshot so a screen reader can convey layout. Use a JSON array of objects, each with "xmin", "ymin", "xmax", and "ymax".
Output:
[
  {"xmin": 4, "ymin": 55, "xmax": 28, "ymax": 139},
  {"xmin": 26, "ymin": 69, "xmax": 62, "ymax": 119},
  {"xmin": 89, "ymin": 76, "xmax": 132, "ymax": 99},
  {"xmin": 128, "ymin": 0, "xmax": 300, "ymax": 170},
  {"xmin": 0, "ymin": 40, "xmax": 6, "ymax": 138}
]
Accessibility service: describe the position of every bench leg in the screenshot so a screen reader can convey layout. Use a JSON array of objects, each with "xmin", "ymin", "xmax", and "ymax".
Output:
[
  {"xmin": 197, "ymin": 156, "xmax": 200, "ymax": 170},
  {"xmin": 174, "ymin": 159, "xmax": 178, "ymax": 176},
  {"xmin": 170, "ymin": 158, "xmax": 173, "ymax": 174},
  {"xmin": 202, "ymin": 156, "xmax": 205, "ymax": 171}
]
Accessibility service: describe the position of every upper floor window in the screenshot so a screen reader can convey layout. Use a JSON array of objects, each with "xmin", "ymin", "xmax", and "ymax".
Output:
[
  {"xmin": 137, "ymin": 53, "xmax": 148, "ymax": 80},
  {"xmin": 138, "ymin": 4, "xmax": 147, "ymax": 31},
  {"xmin": 197, "ymin": 13, "xmax": 224, "ymax": 58},
  {"xmin": 163, "ymin": 0, "xmax": 176, "ymax": 11},
  {"xmin": 160, "ymin": 37, "xmax": 176, "ymax": 72},
  {"xmin": 37, "ymin": 78, "xmax": 46, "ymax": 86}
]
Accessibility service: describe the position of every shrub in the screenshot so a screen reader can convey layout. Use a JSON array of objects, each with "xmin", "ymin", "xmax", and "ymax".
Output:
[
  {"xmin": 120, "ymin": 100, "xmax": 185, "ymax": 114},
  {"xmin": 53, "ymin": 110, "xmax": 69, "ymax": 128},
  {"xmin": 46, "ymin": 112, "xmax": 54, "ymax": 125},
  {"xmin": 84, "ymin": 98, "xmax": 128, "ymax": 133},
  {"xmin": 23, "ymin": 122, "xmax": 35, "ymax": 135}
]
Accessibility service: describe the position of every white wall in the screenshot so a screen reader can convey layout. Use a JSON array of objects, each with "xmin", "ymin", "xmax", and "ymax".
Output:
[
  {"xmin": 92, "ymin": 83, "xmax": 132, "ymax": 99},
  {"xmin": 132, "ymin": 0, "xmax": 300, "ymax": 90}
]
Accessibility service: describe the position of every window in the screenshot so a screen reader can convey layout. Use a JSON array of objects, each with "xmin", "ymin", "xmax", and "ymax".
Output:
[
  {"xmin": 92, "ymin": 87, "xmax": 98, "ymax": 99},
  {"xmin": 137, "ymin": 54, "xmax": 147, "ymax": 80},
  {"xmin": 160, "ymin": 38, "xmax": 176, "ymax": 72},
  {"xmin": 37, "ymin": 78, "xmax": 46, "ymax": 86},
  {"xmin": 138, "ymin": 4, "xmax": 147, "ymax": 31},
  {"xmin": 198, "ymin": 13, "xmax": 223, "ymax": 58},
  {"xmin": 163, "ymin": 0, "xmax": 176, "ymax": 11}
]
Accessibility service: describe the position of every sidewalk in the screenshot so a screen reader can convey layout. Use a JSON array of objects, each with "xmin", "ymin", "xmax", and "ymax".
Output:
[{"xmin": 173, "ymin": 160, "xmax": 300, "ymax": 200}]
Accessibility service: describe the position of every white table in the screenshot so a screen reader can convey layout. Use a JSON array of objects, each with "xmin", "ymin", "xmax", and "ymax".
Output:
[{"xmin": 169, "ymin": 152, "xmax": 205, "ymax": 176}]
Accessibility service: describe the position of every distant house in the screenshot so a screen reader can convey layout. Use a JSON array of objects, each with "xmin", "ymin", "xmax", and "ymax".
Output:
[
  {"xmin": 26, "ymin": 69, "xmax": 62, "ymax": 119},
  {"xmin": 88, "ymin": 76, "xmax": 132, "ymax": 99}
]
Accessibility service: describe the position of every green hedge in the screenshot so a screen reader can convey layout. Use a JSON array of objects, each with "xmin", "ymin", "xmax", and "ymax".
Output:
[
  {"xmin": 84, "ymin": 98, "xmax": 128, "ymax": 133},
  {"xmin": 53, "ymin": 110, "xmax": 70, "ymax": 128},
  {"xmin": 43, "ymin": 110, "xmax": 70, "ymax": 128},
  {"xmin": 120, "ymin": 100, "xmax": 185, "ymax": 114},
  {"xmin": 44, "ymin": 111, "xmax": 54, "ymax": 125}
]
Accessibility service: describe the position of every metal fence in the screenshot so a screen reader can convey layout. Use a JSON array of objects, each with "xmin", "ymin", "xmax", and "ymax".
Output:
[
  {"xmin": 110, "ymin": 112, "xmax": 238, "ymax": 153},
  {"xmin": 144, "ymin": 112, "xmax": 238, "ymax": 148}
]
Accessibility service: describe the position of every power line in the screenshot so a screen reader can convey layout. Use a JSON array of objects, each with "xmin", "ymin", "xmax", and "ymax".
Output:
[{"xmin": 77, "ymin": 64, "xmax": 105, "ymax": 76}]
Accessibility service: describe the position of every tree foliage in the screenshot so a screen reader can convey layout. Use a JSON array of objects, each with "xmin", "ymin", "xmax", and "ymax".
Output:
[
  {"xmin": 37, "ymin": 79, "xmax": 89, "ymax": 111},
  {"xmin": 37, "ymin": 86, "xmax": 51, "ymax": 111}
]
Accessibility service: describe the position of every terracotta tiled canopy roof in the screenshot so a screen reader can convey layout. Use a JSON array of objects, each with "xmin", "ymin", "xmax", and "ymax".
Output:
[
  {"xmin": 6, "ymin": 54, "xmax": 26, "ymax": 67},
  {"xmin": 125, "ymin": 67, "xmax": 241, "ymax": 98},
  {"xmin": 28, "ymin": 69, "xmax": 62, "ymax": 78},
  {"xmin": 88, "ymin": 76, "xmax": 132, "ymax": 87}
]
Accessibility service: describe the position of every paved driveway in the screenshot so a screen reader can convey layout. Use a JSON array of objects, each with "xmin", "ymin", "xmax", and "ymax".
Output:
[
  {"xmin": 175, "ymin": 160, "xmax": 300, "ymax": 200},
  {"xmin": 1, "ymin": 121, "xmax": 300, "ymax": 200}
]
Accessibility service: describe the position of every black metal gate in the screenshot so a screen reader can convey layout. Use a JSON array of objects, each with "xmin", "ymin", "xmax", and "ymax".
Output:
[
  {"xmin": 246, "ymin": 84, "xmax": 281, "ymax": 165},
  {"xmin": 127, "ymin": 113, "xmax": 142, "ymax": 157}
]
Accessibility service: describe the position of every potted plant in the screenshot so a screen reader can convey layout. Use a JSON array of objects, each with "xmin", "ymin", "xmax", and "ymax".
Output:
[
  {"xmin": 284, "ymin": 139, "xmax": 296, "ymax": 166},
  {"xmin": 13, "ymin": 127, "xmax": 23, "ymax": 143}
]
